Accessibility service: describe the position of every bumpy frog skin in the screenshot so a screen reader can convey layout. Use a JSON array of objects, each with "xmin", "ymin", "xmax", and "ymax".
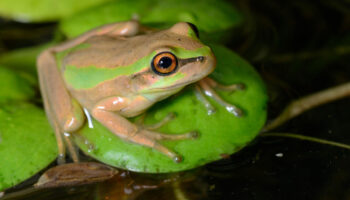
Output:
[{"xmin": 37, "ymin": 20, "xmax": 243, "ymax": 163}]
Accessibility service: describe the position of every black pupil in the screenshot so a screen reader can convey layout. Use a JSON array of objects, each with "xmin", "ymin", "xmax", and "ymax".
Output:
[{"xmin": 158, "ymin": 57, "xmax": 172, "ymax": 69}]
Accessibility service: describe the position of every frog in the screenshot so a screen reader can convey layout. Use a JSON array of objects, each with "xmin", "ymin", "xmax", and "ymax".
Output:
[{"xmin": 37, "ymin": 20, "xmax": 244, "ymax": 164}]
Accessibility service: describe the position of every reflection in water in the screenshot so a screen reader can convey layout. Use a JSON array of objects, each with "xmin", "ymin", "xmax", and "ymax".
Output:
[{"xmin": 2, "ymin": 167, "xmax": 209, "ymax": 200}]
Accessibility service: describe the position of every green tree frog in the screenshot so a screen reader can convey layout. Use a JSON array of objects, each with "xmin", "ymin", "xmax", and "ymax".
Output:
[{"xmin": 37, "ymin": 20, "xmax": 243, "ymax": 164}]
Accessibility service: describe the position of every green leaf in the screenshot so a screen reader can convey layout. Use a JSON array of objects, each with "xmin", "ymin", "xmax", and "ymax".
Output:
[
  {"xmin": 0, "ymin": 44, "xmax": 51, "ymax": 75},
  {"xmin": 0, "ymin": 103, "xmax": 57, "ymax": 191},
  {"xmin": 59, "ymin": 0, "xmax": 242, "ymax": 39},
  {"xmin": 0, "ymin": 67, "xmax": 36, "ymax": 104},
  {"xmin": 0, "ymin": 0, "xmax": 113, "ymax": 22},
  {"xmin": 75, "ymin": 44, "xmax": 267, "ymax": 173}
]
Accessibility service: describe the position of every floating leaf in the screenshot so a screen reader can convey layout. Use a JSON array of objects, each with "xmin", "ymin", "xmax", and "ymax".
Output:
[
  {"xmin": 0, "ymin": 103, "xmax": 57, "ymax": 191},
  {"xmin": 0, "ymin": 0, "xmax": 112, "ymax": 22},
  {"xmin": 59, "ymin": 0, "xmax": 242, "ymax": 40},
  {"xmin": 75, "ymin": 44, "xmax": 267, "ymax": 173},
  {"xmin": 0, "ymin": 67, "xmax": 36, "ymax": 104},
  {"xmin": 0, "ymin": 44, "xmax": 51, "ymax": 75}
]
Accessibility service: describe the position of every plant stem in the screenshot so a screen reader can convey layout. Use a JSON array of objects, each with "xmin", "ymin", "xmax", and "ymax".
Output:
[
  {"xmin": 260, "ymin": 132, "xmax": 350, "ymax": 150},
  {"xmin": 264, "ymin": 82, "xmax": 350, "ymax": 131}
]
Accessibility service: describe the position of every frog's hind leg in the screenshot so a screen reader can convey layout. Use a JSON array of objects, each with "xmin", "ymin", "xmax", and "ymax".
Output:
[
  {"xmin": 136, "ymin": 113, "xmax": 198, "ymax": 139},
  {"xmin": 37, "ymin": 51, "xmax": 86, "ymax": 164},
  {"xmin": 50, "ymin": 20, "xmax": 143, "ymax": 53},
  {"xmin": 92, "ymin": 108, "xmax": 196, "ymax": 162},
  {"xmin": 130, "ymin": 129, "xmax": 196, "ymax": 162}
]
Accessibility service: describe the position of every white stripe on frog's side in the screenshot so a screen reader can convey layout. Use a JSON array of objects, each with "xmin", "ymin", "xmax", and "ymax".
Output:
[{"xmin": 83, "ymin": 108, "xmax": 94, "ymax": 129}]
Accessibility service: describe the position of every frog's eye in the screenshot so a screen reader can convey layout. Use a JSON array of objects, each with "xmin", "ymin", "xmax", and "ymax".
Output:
[{"xmin": 151, "ymin": 52, "xmax": 178, "ymax": 76}]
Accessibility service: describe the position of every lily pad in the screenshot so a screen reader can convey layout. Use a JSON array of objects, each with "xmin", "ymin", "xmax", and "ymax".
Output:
[
  {"xmin": 0, "ymin": 0, "xmax": 112, "ymax": 22},
  {"xmin": 0, "ymin": 103, "xmax": 57, "ymax": 191},
  {"xmin": 0, "ymin": 67, "xmax": 36, "ymax": 104},
  {"xmin": 75, "ymin": 44, "xmax": 267, "ymax": 173},
  {"xmin": 59, "ymin": 0, "xmax": 242, "ymax": 39}
]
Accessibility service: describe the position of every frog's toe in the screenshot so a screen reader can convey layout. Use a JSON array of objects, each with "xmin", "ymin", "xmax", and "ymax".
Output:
[
  {"xmin": 73, "ymin": 133, "xmax": 96, "ymax": 153},
  {"xmin": 222, "ymin": 83, "xmax": 246, "ymax": 93},
  {"xmin": 235, "ymin": 83, "xmax": 246, "ymax": 91},
  {"xmin": 188, "ymin": 131, "xmax": 199, "ymax": 139},
  {"xmin": 57, "ymin": 154, "xmax": 66, "ymax": 165},
  {"xmin": 167, "ymin": 112, "xmax": 176, "ymax": 119},
  {"xmin": 207, "ymin": 107, "xmax": 216, "ymax": 115},
  {"xmin": 226, "ymin": 106, "xmax": 244, "ymax": 117},
  {"xmin": 173, "ymin": 155, "xmax": 183, "ymax": 163},
  {"xmin": 141, "ymin": 112, "xmax": 176, "ymax": 130}
]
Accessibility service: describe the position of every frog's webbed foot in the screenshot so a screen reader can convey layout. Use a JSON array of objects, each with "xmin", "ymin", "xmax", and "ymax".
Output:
[
  {"xmin": 136, "ymin": 112, "xmax": 175, "ymax": 130},
  {"xmin": 136, "ymin": 112, "xmax": 198, "ymax": 139},
  {"xmin": 195, "ymin": 77, "xmax": 245, "ymax": 117},
  {"xmin": 133, "ymin": 113, "xmax": 198, "ymax": 162},
  {"xmin": 132, "ymin": 128, "xmax": 198, "ymax": 162}
]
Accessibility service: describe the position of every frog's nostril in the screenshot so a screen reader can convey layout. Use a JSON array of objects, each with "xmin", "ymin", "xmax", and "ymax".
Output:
[{"xmin": 196, "ymin": 56, "xmax": 205, "ymax": 62}]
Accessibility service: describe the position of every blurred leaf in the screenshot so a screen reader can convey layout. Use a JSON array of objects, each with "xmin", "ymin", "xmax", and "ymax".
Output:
[
  {"xmin": 59, "ymin": 0, "xmax": 242, "ymax": 40},
  {"xmin": 0, "ymin": 67, "xmax": 36, "ymax": 104},
  {"xmin": 0, "ymin": 103, "xmax": 57, "ymax": 191},
  {"xmin": 0, "ymin": 44, "xmax": 51, "ymax": 75},
  {"xmin": 0, "ymin": 0, "xmax": 113, "ymax": 22},
  {"xmin": 75, "ymin": 44, "xmax": 267, "ymax": 173}
]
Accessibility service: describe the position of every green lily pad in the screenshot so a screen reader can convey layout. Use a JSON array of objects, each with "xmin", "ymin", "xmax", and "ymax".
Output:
[
  {"xmin": 0, "ymin": 103, "xmax": 57, "ymax": 191},
  {"xmin": 75, "ymin": 44, "xmax": 267, "ymax": 173},
  {"xmin": 0, "ymin": 0, "xmax": 112, "ymax": 22},
  {"xmin": 0, "ymin": 67, "xmax": 36, "ymax": 104},
  {"xmin": 59, "ymin": 0, "xmax": 242, "ymax": 39}
]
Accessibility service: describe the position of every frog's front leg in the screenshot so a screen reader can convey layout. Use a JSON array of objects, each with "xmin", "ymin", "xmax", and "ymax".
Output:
[
  {"xmin": 196, "ymin": 77, "xmax": 245, "ymax": 117},
  {"xmin": 91, "ymin": 96, "xmax": 197, "ymax": 162}
]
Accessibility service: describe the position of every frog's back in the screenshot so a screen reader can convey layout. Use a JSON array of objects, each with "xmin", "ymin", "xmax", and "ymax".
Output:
[
  {"xmin": 56, "ymin": 26, "xmax": 211, "ymax": 109},
  {"xmin": 59, "ymin": 36, "xmax": 137, "ymax": 70},
  {"xmin": 57, "ymin": 35, "xmax": 153, "ymax": 109}
]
